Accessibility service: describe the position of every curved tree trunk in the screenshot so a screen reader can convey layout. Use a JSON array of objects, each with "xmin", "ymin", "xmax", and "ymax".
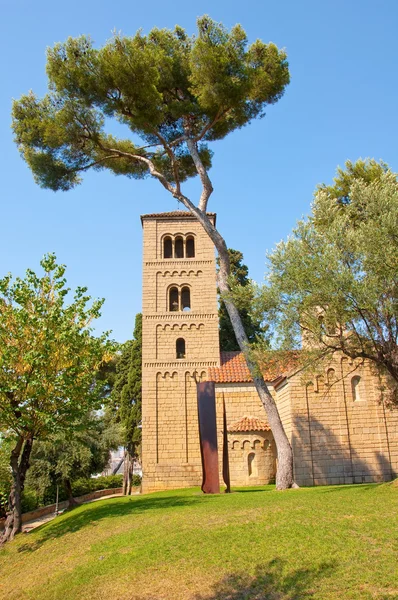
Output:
[
  {"xmin": 175, "ymin": 196, "xmax": 296, "ymax": 489},
  {"xmin": 0, "ymin": 436, "xmax": 34, "ymax": 545},
  {"xmin": 216, "ymin": 238, "xmax": 295, "ymax": 490}
]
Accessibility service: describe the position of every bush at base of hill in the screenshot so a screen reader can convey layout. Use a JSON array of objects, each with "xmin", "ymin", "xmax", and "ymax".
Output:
[{"xmin": 17, "ymin": 474, "xmax": 141, "ymax": 515}]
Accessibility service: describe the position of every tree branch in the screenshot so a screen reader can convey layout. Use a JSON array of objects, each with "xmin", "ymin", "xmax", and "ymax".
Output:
[{"xmin": 96, "ymin": 143, "xmax": 177, "ymax": 196}]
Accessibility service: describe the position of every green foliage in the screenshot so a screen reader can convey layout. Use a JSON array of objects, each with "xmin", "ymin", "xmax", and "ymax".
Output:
[
  {"xmin": 0, "ymin": 253, "xmax": 113, "ymax": 440},
  {"xmin": 110, "ymin": 314, "xmax": 142, "ymax": 456},
  {"xmin": 19, "ymin": 475, "xmax": 131, "ymax": 514},
  {"xmin": 68, "ymin": 474, "xmax": 127, "ymax": 498},
  {"xmin": 316, "ymin": 158, "xmax": 389, "ymax": 207},
  {"xmin": 12, "ymin": 17, "xmax": 289, "ymax": 192},
  {"xmin": 261, "ymin": 160, "xmax": 398, "ymax": 403},
  {"xmin": 218, "ymin": 249, "xmax": 267, "ymax": 351},
  {"xmin": 25, "ymin": 412, "xmax": 122, "ymax": 502}
]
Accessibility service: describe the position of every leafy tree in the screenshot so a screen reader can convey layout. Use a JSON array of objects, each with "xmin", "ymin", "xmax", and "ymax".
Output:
[
  {"xmin": 261, "ymin": 159, "xmax": 398, "ymax": 404},
  {"xmin": 0, "ymin": 254, "xmax": 112, "ymax": 543},
  {"xmin": 219, "ymin": 249, "xmax": 267, "ymax": 351},
  {"xmin": 110, "ymin": 314, "xmax": 142, "ymax": 495},
  {"xmin": 26, "ymin": 413, "xmax": 122, "ymax": 508},
  {"xmin": 11, "ymin": 17, "xmax": 295, "ymax": 488}
]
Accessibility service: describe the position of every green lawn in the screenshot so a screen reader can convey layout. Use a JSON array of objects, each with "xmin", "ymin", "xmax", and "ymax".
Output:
[{"xmin": 0, "ymin": 483, "xmax": 397, "ymax": 600}]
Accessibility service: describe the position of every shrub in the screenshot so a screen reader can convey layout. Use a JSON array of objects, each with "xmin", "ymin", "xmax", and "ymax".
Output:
[
  {"xmin": 19, "ymin": 473, "xmax": 141, "ymax": 514},
  {"xmin": 71, "ymin": 474, "xmax": 124, "ymax": 497},
  {"xmin": 21, "ymin": 488, "xmax": 40, "ymax": 513}
]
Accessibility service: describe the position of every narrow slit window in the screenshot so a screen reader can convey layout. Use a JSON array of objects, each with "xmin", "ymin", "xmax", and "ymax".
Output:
[
  {"xmin": 186, "ymin": 236, "xmax": 195, "ymax": 258},
  {"xmin": 248, "ymin": 452, "xmax": 255, "ymax": 476},
  {"xmin": 181, "ymin": 287, "xmax": 191, "ymax": 311},
  {"xmin": 327, "ymin": 368, "xmax": 336, "ymax": 386},
  {"xmin": 163, "ymin": 237, "xmax": 173, "ymax": 259},
  {"xmin": 352, "ymin": 376, "xmax": 361, "ymax": 401},
  {"xmin": 169, "ymin": 287, "xmax": 179, "ymax": 312},
  {"xmin": 175, "ymin": 236, "xmax": 184, "ymax": 258},
  {"xmin": 176, "ymin": 338, "xmax": 186, "ymax": 359}
]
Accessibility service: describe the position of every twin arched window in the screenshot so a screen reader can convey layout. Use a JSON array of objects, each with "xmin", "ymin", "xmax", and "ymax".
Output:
[
  {"xmin": 169, "ymin": 286, "xmax": 191, "ymax": 312},
  {"xmin": 163, "ymin": 235, "xmax": 195, "ymax": 259}
]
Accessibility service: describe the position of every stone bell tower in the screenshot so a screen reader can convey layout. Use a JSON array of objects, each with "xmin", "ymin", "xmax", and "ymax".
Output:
[{"xmin": 140, "ymin": 211, "xmax": 220, "ymax": 492}]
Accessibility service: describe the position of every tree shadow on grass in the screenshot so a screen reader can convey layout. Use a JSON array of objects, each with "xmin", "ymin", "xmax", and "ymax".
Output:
[
  {"xmin": 314, "ymin": 483, "xmax": 380, "ymax": 494},
  {"xmin": 16, "ymin": 493, "xmax": 204, "ymax": 554},
  {"xmin": 193, "ymin": 558, "xmax": 337, "ymax": 600},
  {"xmin": 230, "ymin": 488, "xmax": 274, "ymax": 494}
]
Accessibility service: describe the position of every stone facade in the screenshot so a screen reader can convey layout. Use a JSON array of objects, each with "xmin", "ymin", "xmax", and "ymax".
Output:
[
  {"xmin": 141, "ymin": 212, "xmax": 398, "ymax": 492},
  {"xmin": 287, "ymin": 357, "xmax": 398, "ymax": 486},
  {"xmin": 141, "ymin": 212, "xmax": 220, "ymax": 492}
]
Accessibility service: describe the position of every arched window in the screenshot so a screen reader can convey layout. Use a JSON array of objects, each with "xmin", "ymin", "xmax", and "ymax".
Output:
[
  {"xmin": 327, "ymin": 368, "xmax": 336, "ymax": 386},
  {"xmin": 163, "ymin": 236, "xmax": 173, "ymax": 259},
  {"xmin": 352, "ymin": 376, "xmax": 361, "ymax": 401},
  {"xmin": 175, "ymin": 236, "xmax": 184, "ymax": 258},
  {"xmin": 186, "ymin": 236, "xmax": 195, "ymax": 258},
  {"xmin": 181, "ymin": 286, "xmax": 191, "ymax": 311},
  {"xmin": 169, "ymin": 287, "xmax": 179, "ymax": 312},
  {"xmin": 248, "ymin": 452, "xmax": 255, "ymax": 476},
  {"xmin": 176, "ymin": 338, "xmax": 186, "ymax": 359}
]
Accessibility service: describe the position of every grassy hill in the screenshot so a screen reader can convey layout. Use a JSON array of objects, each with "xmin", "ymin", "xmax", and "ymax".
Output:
[{"xmin": 0, "ymin": 483, "xmax": 397, "ymax": 600}]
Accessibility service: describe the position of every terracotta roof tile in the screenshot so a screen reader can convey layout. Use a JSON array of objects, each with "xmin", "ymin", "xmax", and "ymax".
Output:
[
  {"xmin": 228, "ymin": 415, "xmax": 271, "ymax": 432},
  {"xmin": 208, "ymin": 351, "xmax": 301, "ymax": 384}
]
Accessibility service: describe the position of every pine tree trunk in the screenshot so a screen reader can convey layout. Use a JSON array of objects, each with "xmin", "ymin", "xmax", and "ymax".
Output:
[
  {"xmin": 176, "ymin": 198, "xmax": 296, "ymax": 489},
  {"xmin": 217, "ymin": 252, "xmax": 295, "ymax": 490},
  {"xmin": 64, "ymin": 479, "xmax": 79, "ymax": 509},
  {"xmin": 0, "ymin": 436, "xmax": 33, "ymax": 545}
]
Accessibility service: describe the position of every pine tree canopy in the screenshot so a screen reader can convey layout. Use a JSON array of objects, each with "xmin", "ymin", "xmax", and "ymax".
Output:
[{"xmin": 11, "ymin": 16, "xmax": 289, "ymax": 193}]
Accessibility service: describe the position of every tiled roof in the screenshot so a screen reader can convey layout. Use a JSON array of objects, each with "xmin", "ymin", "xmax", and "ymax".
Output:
[
  {"xmin": 228, "ymin": 415, "xmax": 271, "ymax": 432},
  {"xmin": 208, "ymin": 351, "xmax": 301, "ymax": 384},
  {"xmin": 208, "ymin": 352, "xmax": 253, "ymax": 383},
  {"xmin": 141, "ymin": 211, "xmax": 216, "ymax": 223}
]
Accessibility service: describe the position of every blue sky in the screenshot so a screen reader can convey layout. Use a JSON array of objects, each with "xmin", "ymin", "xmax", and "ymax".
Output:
[{"xmin": 1, "ymin": 0, "xmax": 397, "ymax": 342}]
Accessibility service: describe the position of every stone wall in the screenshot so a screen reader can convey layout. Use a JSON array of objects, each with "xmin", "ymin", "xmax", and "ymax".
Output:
[
  {"xmin": 228, "ymin": 431, "xmax": 276, "ymax": 486},
  {"xmin": 141, "ymin": 213, "xmax": 220, "ymax": 493},
  {"xmin": 214, "ymin": 383, "xmax": 278, "ymax": 487},
  {"xmin": 290, "ymin": 356, "xmax": 398, "ymax": 486}
]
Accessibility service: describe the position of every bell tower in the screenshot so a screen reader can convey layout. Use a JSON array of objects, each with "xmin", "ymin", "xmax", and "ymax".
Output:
[{"xmin": 140, "ymin": 211, "xmax": 220, "ymax": 492}]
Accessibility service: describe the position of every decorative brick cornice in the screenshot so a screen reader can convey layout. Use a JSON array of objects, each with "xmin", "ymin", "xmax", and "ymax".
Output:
[
  {"xmin": 144, "ymin": 361, "xmax": 218, "ymax": 368},
  {"xmin": 145, "ymin": 260, "xmax": 213, "ymax": 267},
  {"xmin": 157, "ymin": 270, "xmax": 203, "ymax": 278},
  {"xmin": 144, "ymin": 313, "xmax": 218, "ymax": 320}
]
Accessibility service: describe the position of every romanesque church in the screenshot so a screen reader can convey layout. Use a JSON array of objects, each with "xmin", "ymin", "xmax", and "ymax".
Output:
[{"xmin": 141, "ymin": 211, "xmax": 398, "ymax": 493}]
